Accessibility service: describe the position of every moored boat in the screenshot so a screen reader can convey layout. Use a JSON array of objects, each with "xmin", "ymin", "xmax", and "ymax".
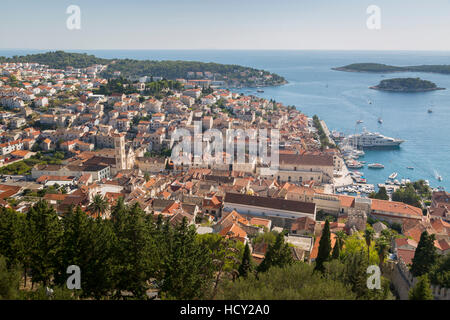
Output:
[{"xmin": 368, "ymin": 163, "xmax": 384, "ymax": 169}]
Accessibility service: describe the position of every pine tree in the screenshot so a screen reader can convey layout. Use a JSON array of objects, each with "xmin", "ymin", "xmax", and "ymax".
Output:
[
  {"xmin": 257, "ymin": 232, "xmax": 293, "ymax": 273},
  {"xmin": 87, "ymin": 217, "xmax": 117, "ymax": 299},
  {"xmin": 315, "ymin": 220, "xmax": 331, "ymax": 272},
  {"xmin": 160, "ymin": 217, "xmax": 214, "ymax": 299},
  {"xmin": 410, "ymin": 231, "xmax": 437, "ymax": 277},
  {"xmin": 0, "ymin": 255, "xmax": 21, "ymax": 299},
  {"xmin": 409, "ymin": 274, "xmax": 434, "ymax": 300},
  {"xmin": 238, "ymin": 243, "xmax": 253, "ymax": 278},
  {"xmin": 0, "ymin": 207, "xmax": 26, "ymax": 269},
  {"xmin": 111, "ymin": 202, "xmax": 155, "ymax": 299},
  {"xmin": 26, "ymin": 200, "xmax": 64, "ymax": 287}
]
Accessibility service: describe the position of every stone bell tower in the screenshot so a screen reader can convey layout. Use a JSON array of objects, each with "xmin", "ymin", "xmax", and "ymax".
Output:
[{"xmin": 114, "ymin": 133, "xmax": 127, "ymax": 171}]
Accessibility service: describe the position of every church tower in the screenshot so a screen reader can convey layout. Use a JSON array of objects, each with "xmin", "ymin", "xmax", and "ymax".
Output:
[{"xmin": 114, "ymin": 133, "xmax": 127, "ymax": 171}]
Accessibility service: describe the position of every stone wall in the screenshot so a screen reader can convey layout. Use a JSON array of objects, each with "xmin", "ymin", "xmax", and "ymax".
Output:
[{"xmin": 390, "ymin": 258, "xmax": 449, "ymax": 300}]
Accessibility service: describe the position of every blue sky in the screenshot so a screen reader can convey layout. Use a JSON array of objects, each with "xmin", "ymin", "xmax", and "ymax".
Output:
[{"xmin": 1, "ymin": 0, "xmax": 450, "ymax": 50}]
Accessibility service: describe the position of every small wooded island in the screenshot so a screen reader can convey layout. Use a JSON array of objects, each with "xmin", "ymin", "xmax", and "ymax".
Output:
[{"xmin": 370, "ymin": 77, "xmax": 445, "ymax": 92}]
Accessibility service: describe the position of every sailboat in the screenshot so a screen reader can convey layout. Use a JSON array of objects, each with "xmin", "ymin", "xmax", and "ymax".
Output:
[
  {"xmin": 434, "ymin": 169, "xmax": 443, "ymax": 182},
  {"xmin": 377, "ymin": 102, "xmax": 383, "ymax": 124}
]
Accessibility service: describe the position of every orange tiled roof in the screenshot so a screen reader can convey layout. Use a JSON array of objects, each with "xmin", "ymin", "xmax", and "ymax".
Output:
[{"xmin": 371, "ymin": 199, "xmax": 422, "ymax": 217}]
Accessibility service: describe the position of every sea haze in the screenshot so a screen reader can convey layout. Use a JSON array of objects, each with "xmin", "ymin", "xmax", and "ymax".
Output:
[{"xmin": 1, "ymin": 49, "xmax": 449, "ymax": 190}]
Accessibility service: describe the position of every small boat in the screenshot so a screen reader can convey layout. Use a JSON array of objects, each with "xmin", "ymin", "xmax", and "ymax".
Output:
[
  {"xmin": 356, "ymin": 120, "xmax": 363, "ymax": 124},
  {"xmin": 437, "ymin": 175, "xmax": 443, "ymax": 182},
  {"xmin": 407, "ymin": 166, "xmax": 414, "ymax": 170},
  {"xmin": 428, "ymin": 109, "xmax": 432, "ymax": 113},
  {"xmin": 368, "ymin": 100, "xmax": 372, "ymax": 104},
  {"xmin": 389, "ymin": 172, "xmax": 398, "ymax": 179},
  {"xmin": 378, "ymin": 117, "xmax": 383, "ymax": 124},
  {"xmin": 257, "ymin": 89, "xmax": 264, "ymax": 93},
  {"xmin": 368, "ymin": 163, "xmax": 384, "ymax": 169}
]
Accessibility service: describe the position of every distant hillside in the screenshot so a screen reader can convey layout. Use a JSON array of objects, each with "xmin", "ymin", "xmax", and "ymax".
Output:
[
  {"xmin": 0, "ymin": 51, "xmax": 109, "ymax": 69},
  {"xmin": 0, "ymin": 51, "xmax": 287, "ymax": 87},
  {"xmin": 333, "ymin": 63, "xmax": 450, "ymax": 75},
  {"xmin": 370, "ymin": 77, "xmax": 445, "ymax": 92}
]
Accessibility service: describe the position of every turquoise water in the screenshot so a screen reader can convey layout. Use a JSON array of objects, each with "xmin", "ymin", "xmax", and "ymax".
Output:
[{"xmin": 2, "ymin": 50, "xmax": 449, "ymax": 190}]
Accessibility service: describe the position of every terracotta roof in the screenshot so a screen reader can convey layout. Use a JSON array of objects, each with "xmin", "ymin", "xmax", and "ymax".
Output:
[
  {"xmin": 10, "ymin": 150, "xmax": 30, "ymax": 158},
  {"xmin": 339, "ymin": 195, "xmax": 355, "ymax": 208},
  {"xmin": 43, "ymin": 193, "xmax": 68, "ymax": 201},
  {"xmin": 291, "ymin": 216, "xmax": 316, "ymax": 233},
  {"xmin": 217, "ymin": 210, "xmax": 249, "ymax": 227},
  {"xmin": 219, "ymin": 223, "xmax": 247, "ymax": 242},
  {"xmin": 224, "ymin": 192, "xmax": 316, "ymax": 215},
  {"xmin": 250, "ymin": 217, "xmax": 272, "ymax": 228},
  {"xmin": 371, "ymin": 199, "xmax": 422, "ymax": 217},
  {"xmin": 397, "ymin": 249, "xmax": 415, "ymax": 265},
  {"xmin": 279, "ymin": 154, "xmax": 334, "ymax": 167},
  {"xmin": 395, "ymin": 238, "xmax": 418, "ymax": 249}
]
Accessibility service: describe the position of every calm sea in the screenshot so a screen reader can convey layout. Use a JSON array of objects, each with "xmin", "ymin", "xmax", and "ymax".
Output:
[{"xmin": 2, "ymin": 49, "xmax": 449, "ymax": 190}]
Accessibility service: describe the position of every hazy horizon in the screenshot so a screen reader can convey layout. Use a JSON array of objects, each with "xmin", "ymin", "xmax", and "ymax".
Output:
[{"xmin": 1, "ymin": 0, "xmax": 450, "ymax": 51}]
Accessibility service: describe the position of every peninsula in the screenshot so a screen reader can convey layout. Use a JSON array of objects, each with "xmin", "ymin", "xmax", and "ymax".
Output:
[
  {"xmin": 369, "ymin": 77, "xmax": 445, "ymax": 92},
  {"xmin": 333, "ymin": 63, "xmax": 450, "ymax": 75},
  {"xmin": 0, "ymin": 51, "xmax": 287, "ymax": 88}
]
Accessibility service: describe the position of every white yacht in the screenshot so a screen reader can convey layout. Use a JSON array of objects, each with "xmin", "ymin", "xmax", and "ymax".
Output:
[
  {"xmin": 389, "ymin": 172, "xmax": 398, "ymax": 179},
  {"xmin": 343, "ymin": 128, "xmax": 404, "ymax": 148}
]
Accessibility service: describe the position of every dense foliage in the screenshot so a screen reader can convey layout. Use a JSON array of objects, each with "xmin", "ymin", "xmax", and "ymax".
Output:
[
  {"xmin": 369, "ymin": 187, "xmax": 389, "ymax": 200},
  {"xmin": 0, "ymin": 51, "xmax": 109, "ymax": 69},
  {"xmin": 409, "ymin": 274, "xmax": 434, "ymax": 300},
  {"xmin": 217, "ymin": 262, "xmax": 357, "ymax": 300},
  {"xmin": 312, "ymin": 115, "xmax": 334, "ymax": 149},
  {"xmin": 218, "ymin": 251, "xmax": 393, "ymax": 300},
  {"xmin": 374, "ymin": 78, "xmax": 440, "ymax": 92},
  {"xmin": 392, "ymin": 183, "xmax": 423, "ymax": 208},
  {"xmin": 429, "ymin": 254, "xmax": 450, "ymax": 288},
  {"xmin": 0, "ymin": 200, "xmax": 242, "ymax": 300}
]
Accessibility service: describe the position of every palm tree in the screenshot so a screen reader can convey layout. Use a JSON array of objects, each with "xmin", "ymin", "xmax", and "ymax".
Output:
[
  {"xmin": 375, "ymin": 237, "xmax": 390, "ymax": 269},
  {"xmin": 88, "ymin": 194, "xmax": 109, "ymax": 218},
  {"xmin": 364, "ymin": 227, "xmax": 375, "ymax": 264},
  {"xmin": 335, "ymin": 230, "xmax": 347, "ymax": 250}
]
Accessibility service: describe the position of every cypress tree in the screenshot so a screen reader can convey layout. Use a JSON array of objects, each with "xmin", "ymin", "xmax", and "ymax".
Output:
[
  {"xmin": 238, "ymin": 243, "xmax": 253, "ymax": 278},
  {"xmin": 410, "ymin": 231, "xmax": 437, "ymax": 277},
  {"xmin": 315, "ymin": 220, "xmax": 331, "ymax": 272}
]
